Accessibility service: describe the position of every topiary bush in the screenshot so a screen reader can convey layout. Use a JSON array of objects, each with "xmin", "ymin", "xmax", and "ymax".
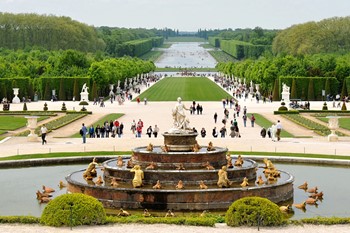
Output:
[
  {"xmin": 341, "ymin": 102, "xmax": 347, "ymax": 111},
  {"xmin": 43, "ymin": 102, "xmax": 48, "ymax": 111},
  {"xmin": 225, "ymin": 197, "xmax": 285, "ymax": 227},
  {"xmin": 61, "ymin": 102, "xmax": 67, "ymax": 111},
  {"xmin": 322, "ymin": 102, "xmax": 328, "ymax": 110},
  {"xmin": 278, "ymin": 102, "xmax": 288, "ymax": 111},
  {"xmin": 40, "ymin": 193, "xmax": 106, "ymax": 227},
  {"xmin": 23, "ymin": 102, "xmax": 27, "ymax": 111}
]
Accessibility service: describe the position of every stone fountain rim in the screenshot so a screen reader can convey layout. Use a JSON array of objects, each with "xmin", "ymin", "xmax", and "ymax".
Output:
[{"xmin": 66, "ymin": 169, "xmax": 294, "ymax": 193}]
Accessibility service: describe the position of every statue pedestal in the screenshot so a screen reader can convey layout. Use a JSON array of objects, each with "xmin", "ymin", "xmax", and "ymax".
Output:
[
  {"xmin": 80, "ymin": 92, "xmax": 89, "ymax": 101},
  {"xmin": 327, "ymin": 116, "xmax": 340, "ymax": 142},
  {"xmin": 25, "ymin": 116, "xmax": 40, "ymax": 142},
  {"xmin": 328, "ymin": 131, "xmax": 338, "ymax": 142},
  {"xmin": 281, "ymin": 92, "xmax": 290, "ymax": 103}
]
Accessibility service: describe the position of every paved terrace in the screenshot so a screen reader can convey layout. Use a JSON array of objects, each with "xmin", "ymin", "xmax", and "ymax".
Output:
[{"xmin": 0, "ymin": 78, "xmax": 349, "ymax": 158}]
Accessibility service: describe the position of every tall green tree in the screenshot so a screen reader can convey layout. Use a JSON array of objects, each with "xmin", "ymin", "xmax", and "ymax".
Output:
[
  {"xmin": 291, "ymin": 79, "xmax": 297, "ymax": 99},
  {"xmin": 307, "ymin": 79, "xmax": 315, "ymax": 101}
]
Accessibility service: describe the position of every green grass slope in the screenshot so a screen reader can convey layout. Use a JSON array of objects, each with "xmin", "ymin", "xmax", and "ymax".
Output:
[{"xmin": 137, "ymin": 77, "xmax": 232, "ymax": 101}]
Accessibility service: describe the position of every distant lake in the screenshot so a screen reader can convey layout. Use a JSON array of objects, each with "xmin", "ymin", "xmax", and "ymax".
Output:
[{"xmin": 155, "ymin": 42, "xmax": 217, "ymax": 68}]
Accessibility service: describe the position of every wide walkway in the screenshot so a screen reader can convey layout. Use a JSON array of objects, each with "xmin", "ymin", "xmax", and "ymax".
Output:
[{"xmin": 0, "ymin": 80, "xmax": 349, "ymax": 157}]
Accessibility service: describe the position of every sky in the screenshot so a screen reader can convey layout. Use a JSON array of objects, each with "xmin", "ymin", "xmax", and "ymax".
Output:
[{"xmin": 0, "ymin": 0, "xmax": 349, "ymax": 31}]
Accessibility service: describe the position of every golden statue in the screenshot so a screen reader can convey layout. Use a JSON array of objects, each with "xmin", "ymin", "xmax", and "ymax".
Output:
[
  {"xmin": 161, "ymin": 145, "xmax": 169, "ymax": 152},
  {"xmin": 165, "ymin": 209, "xmax": 175, "ymax": 217},
  {"xmin": 146, "ymin": 161, "xmax": 157, "ymax": 170},
  {"xmin": 192, "ymin": 140, "xmax": 201, "ymax": 152},
  {"xmin": 126, "ymin": 159, "xmax": 134, "ymax": 168},
  {"xmin": 226, "ymin": 157, "xmax": 233, "ymax": 168},
  {"xmin": 240, "ymin": 177, "xmax": 249, "ymax": 187},
  {"xmin": 117, "ymin": 156, "xmax": 124, "ymax": 167},
  {"xmin": 207, "ymin": 141, "xmax": 215, "ymax": 151},
  {"xmin": 143, "ymin": 209, "xmax": 151, "ymax": 217},
  {"xmin": 298, "ymin": 181, "xmax": 308, "ymax": 190},
  {"xmin": 42, "ymin": 185, "xmax": 55, "ymax": 193},
  {"xmin": 130, "ymin": 165, "xmax": 144, "ymax": 188},
  {"xmin": 153, "ymin": 180, "xmax": 162, "ymax": 189},
  {"xmin": 176, "ymin": 180, "xmax": 184, "ymax": 189},
  {"xmin": 256, "ymin": 175, "xmax": 265, "ymax": 186},
  {"xmin": 176, "ymin": 163, "xmax": 185, "ymax": 170},
  {"xmin": 95, "ymin": 175, "xmax": 104, "ymax": 185},
  {"xmin": 199, "ymin": 180, "xmax": 208, "ymax": 189},
  {"xmin": 83, "ymin": 157, "xmax": 98, "ymax": 180},
  {"xmin": 118, "ymin": 208, "xmax": 130, "ymax": 216},
  {"xmin": 217, "ymin": 166, "xmax": 231, "ymax": 188},
  {"xmin": 234, "ymin": 155, "xmax": 244, "ymax": 167},
  {"xmin": 146, "ymin": 143, "xmax": 153, "ymax": 152},
  {"xmin": 203, "ymin": 161, "xmax": 214, "ymax": 170},
  {"xmin": 110, "ymin": 178, "xmax": 119, "ymax": 187}
]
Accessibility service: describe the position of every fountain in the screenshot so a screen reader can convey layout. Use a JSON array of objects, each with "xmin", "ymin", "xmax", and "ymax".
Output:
[
  {"xmin": 66, "ymin": 98, "xmax": 294, "ymax": 210},
  {"xmin": 327, "ymin": 116, "xmax": 340, "ymax": 142}
]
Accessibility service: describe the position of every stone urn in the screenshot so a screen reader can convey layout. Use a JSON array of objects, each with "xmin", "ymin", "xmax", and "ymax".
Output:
[
  {"xmin": 25, "ymin": 116, "xmax": 40, "ymax": 142},
  {"xmin": 327, "ymin": 116, "xmax": 340, "ymax": 142},
  {"xmin": 12, "ymin": 88, "xmax": 21, "ymax": 104}
]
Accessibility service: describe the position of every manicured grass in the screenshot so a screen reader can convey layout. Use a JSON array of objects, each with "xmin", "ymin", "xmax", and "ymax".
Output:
[
  {"xmin": 199, "ymin": 43, "xmax": 214, "ymax": 49},
  {"xmin": 159, "ymin": 43, "xmax": 172, "ymax": 48},
  {"xmin": 208, "ymin": 50, "xmax": 236, "ymax": 63},
  {"xmin": 137, "ymin": 77, "xmax": 232, "ymax": 101},
  {"xmin": 0, "ymin": 116, "xmax": 28, "ymax": 130},
  {"xmin": 71, "ymin": 113, "xmax": 124, "ymax": 137},
  {"xmin": 247, "ymin": 113, "xmax": 294, "ymax": 138},
  {"xmin": 165, "ymin": 37, "xmax": 206, "ymax": 42},
  {"xmin": 0, "ymin": 151, "xmax": 130, "ymax": 161},
  {"xmin": 139, "ymin": 51, "xmax": 163, "ymax": 62},
  {"xmin": 317, "ymin": 117, "xmax": 350, "ymax": 131},
  {"xmin": 155, "ymin": 67, "xmax": 217, "ymax": 72}
]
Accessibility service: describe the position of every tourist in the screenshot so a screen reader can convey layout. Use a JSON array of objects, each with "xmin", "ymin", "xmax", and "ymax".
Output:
[
  {"xmin": 242, "ymin": 114, "xmax": 247, "ymax": 127},
  {"xmin": 260, "ymin": 127, "xmax": 267, "ymax": 138},
  {"xmin": 130, "ymin": 120, "xmax": 136, "ymax": 135},
  {"xmin": 212, "ymin": 127, "xmax": 218, "ymax": 138},
  {"xmin": 214, "ymin": 112, "xmax": 218, "ymax": 123},
  {"xmin": 146, "ymin": 126, "xmax": 153, "ymax": 138},
  {"xmin": 40, "ymin": 124, "xmax": 48, "ymax": 145},
  {"xmin": 220, "ymin": 126, "xmax": 226, "ymax": 138},
  {"xmin": 250, "ymin": 114, "xmax": 256, "ymax": 127},
  {"xmin": 88, "ymin": 125, "xmax": 95, "ymax": 138},
  {"xmin": 153, "ymin": 125, "xmax": 159, "ymax": 138},
  {"xmin": 276, "ymin": 120, "xmax": 282, "ymax": 141},
  {"xmin": 200, "ymin": 128, "xmax": 206, "ymax": 138},
  {"xmin": 81, "ymin": 123, "xmax": 87, "ymax": 144},
  {"xmin": 95, "ymin": 125, "xmax": 101, "ymax": 138},
  {"xmin": 243, "ymin": 106, "xmax": 247, "ymax": 115},
  {"xmin": 271, "ymin": 124, "xmax": 277, "ymax": 142}
]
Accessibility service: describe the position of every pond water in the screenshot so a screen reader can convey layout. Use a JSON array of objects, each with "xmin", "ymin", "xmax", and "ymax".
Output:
[
  {"xmin": 155, "ymin": 42, "xmax": 217, "ymax": 68},
  {"xmin": 0, "ymin": 163, "xmax": 349, "ymax": 219}
]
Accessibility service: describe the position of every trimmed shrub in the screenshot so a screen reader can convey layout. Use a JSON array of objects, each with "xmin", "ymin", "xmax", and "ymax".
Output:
[
  {"xmin": 40, "ymin": 193, "xmax": 106, "ymax": 227},
  {"xmin": 225, "ymin": 197, "xmax": 285, "ymax": 227},
  {"xmin": 341, "ymin": 102, "xmax": 347, "ymax": 111},
  {"xmin": 322, "ymin": 102, "xmax": 328, "ymax": 110},
  {"xmin": 43, "ymin": 102, "xmax": 48, "ymax": 111},
  {"xmin": 79, "ymin": 101, "xmax": 88, "ymax": 111},
  {"xmin": 272, "ymin": 79, "xmax": 279, "ymax": 101},
  {"xmin": 307, "ymin": 79, "xmax": 315, "ymax": 101},
  {"xmin": 61, "ymin": 102, "xmax": 67, "ymax": 111},
  {"xmin": 278, "ymin": 102, "xmax": 288, "ymax": 111},
  {"xmin": 23, "ymin": 102, "xmax": 27, "ymax": 111}
]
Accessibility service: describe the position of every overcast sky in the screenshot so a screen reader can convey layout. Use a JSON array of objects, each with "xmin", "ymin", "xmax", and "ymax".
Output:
[{"xmin": 0, "ymin": 0, "xmax": 349, "ymax": 31}]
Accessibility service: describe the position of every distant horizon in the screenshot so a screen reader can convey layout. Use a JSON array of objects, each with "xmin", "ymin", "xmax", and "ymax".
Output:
[{"xmin": 1, "ymin": 0, "xmax": 349, "ymax": 31}]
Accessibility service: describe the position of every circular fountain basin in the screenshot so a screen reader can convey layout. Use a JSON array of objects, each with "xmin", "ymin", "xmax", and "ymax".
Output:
[{"xmin": 66, "ymin": 157, "xmax": 294, "ymax": 210}]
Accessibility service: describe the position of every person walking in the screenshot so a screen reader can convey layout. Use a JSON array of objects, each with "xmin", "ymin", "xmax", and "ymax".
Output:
[
  {"xmin": 250, "ymin": 114, "xmax": 256, "ymax": 127},
  {"xmin": 153, "ymin": 125, "xmax": 159, "ymax": 138},
  {"xmin": 276, "ymin": 120, "xmax": 282, "ymax": 141},
  {"xmin": 81, "ymin": 123, "xmax": 88, "ymax": 144},
  {"xmin": 40, "ymin": 124, "xmax": 48, "ymax": 145},
  {"xmin": 242, "ymin": 114, "xmax": 247, "ymax": 127},
  {"xmin": 146, "ymin": 126, "xmax": 153, "ymax": 138},
  {"xmin": 214, "ymin": 112, "xmax": 218, "ymax": 123}
]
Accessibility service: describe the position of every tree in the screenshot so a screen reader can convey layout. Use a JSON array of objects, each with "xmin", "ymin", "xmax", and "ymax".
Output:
[
  {"xmin": 272, "ymin": 79, "xmax": 279, "ymax": 101},
  {"xmin": 59, "ymin": 78, "xmax": 66, "ymax": 101},
  {"xmin": 307, "ymin": 79, "xmax": 315, "ymax": 101},
  {"xmin": 73, "ymin": 79, "xmax": 80, "ymax": 101},
  {"xmin": 341, "ymin": 78, "xmax": 348, "ymax": 99},
  {"xmin": 291, "ymin": 79, "xmax": 297, "ymax": 99}
]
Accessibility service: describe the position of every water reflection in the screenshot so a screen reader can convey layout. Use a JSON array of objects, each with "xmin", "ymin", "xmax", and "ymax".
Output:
[{"xmin": 155, "ymin": 42, "xmax": 217, "ymax": 68}]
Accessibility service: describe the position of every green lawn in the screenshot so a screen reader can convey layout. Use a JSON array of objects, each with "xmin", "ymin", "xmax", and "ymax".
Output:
[
  {"xmin": 317, "ymin": 117, "xmax": 350, "ymax": 131},
  {"xmin": 208, "ymin": 50, "xmax": 236, "ymax": 63},
  {"xmin": 71, "ymin": 113, "xmax": 124, "ymax": 137},
  {"xmin": 155, "ymin": 67, "xmax": 217, "ymax": 72},
  {"xmin": 139, "ymin": 51, "xmax": 163, "ymax": 62},
  {"xmin": 137, "ymin": 77, "xmax": 232, "ymax": 101},
  {"xmin": 247, "ymin": 113, "xmax": 294, "ymax": 138},
  {"xmin": 0, "ymin": 116, "xmax": 28, "ymax": 130}
]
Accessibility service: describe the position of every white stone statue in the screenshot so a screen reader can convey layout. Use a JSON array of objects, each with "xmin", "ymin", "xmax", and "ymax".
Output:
[
  {"xmin": 81, "ymin": 83, "xmax": 89, "ymax": 93},
  {"xmin": 172, "ymin": 97, "xmax": 190, "ymax": 131},
  {"xmin": 282, "ymin": 83, "xmax": 290, "ymax": 93}
]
